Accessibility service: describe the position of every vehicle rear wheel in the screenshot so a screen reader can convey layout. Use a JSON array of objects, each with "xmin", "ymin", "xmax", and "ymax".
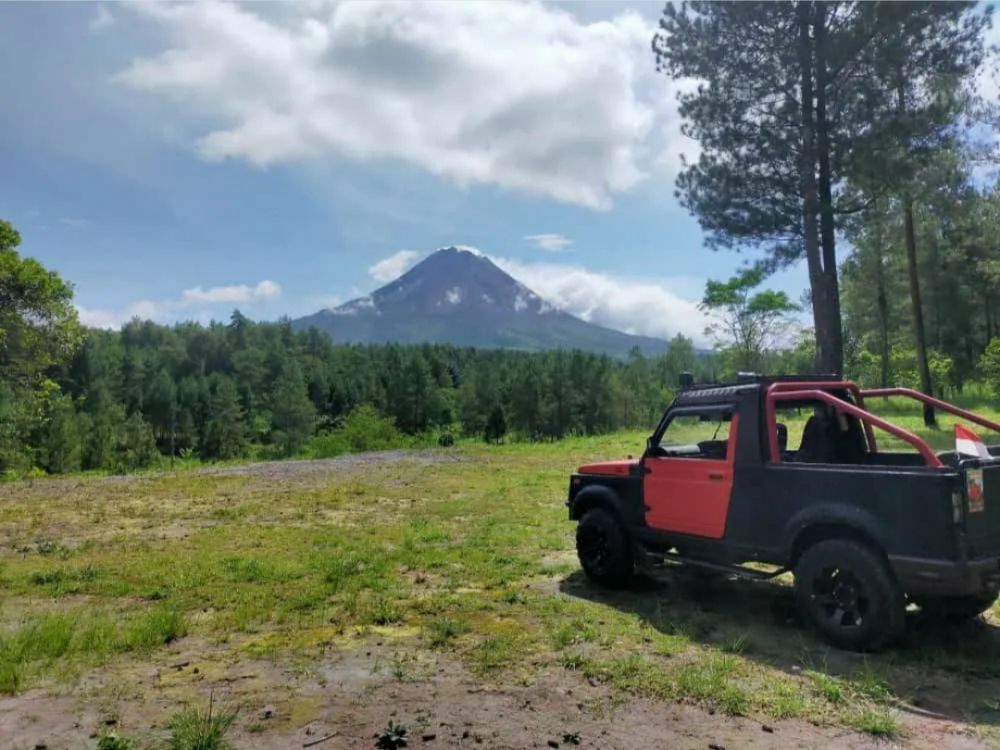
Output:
[
  {"xmin": 794, "ymin": 539, "xmax": 904, "ymax": 651},
  {"xmin": 916, "ymin": 593, "xmax": 997, "ymax": 623},
  {"xmin": 576, "ymin": 507, "xmax": 633, "ymax": 588}
]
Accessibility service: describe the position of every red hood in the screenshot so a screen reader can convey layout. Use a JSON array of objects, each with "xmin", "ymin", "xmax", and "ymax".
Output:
[{"xmin": 577, "ymin": 459, "xmax": 638, "ymax": 477}]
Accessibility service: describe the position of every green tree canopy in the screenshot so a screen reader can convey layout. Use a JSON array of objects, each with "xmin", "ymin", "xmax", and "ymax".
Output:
[{"xmin": 0, "ymin": 219, "xmax": 81, "ymax": 386}]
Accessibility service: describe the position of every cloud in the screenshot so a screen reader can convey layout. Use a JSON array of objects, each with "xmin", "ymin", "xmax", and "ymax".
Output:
[
  {"xmin": 181, "ymin": 279, "xmax": 281, "ymax": 304},
  {"xmin": 524, "ymin": 233, "xmax": 573, "ymax": 252},
  {"xmin": 489, "ymin": 256, "xmax": 710, "ymax": 344},
  {"xmin": 117, "ymin": 1, "xmax": 694, "ymax": 209},
  {"xmin": 58, "ymin": 217, "xmax": 90, "ymax": 228},
  {"xmin": 89, "ymin": 4, "xmax": 115, "ymax": 32},
  {"xmin": 76, "ymin": 279, "xmax": 282, "ymax": 329},
  {"xmin": 369, "ymin": 250, "xmax": 419, "ymax": 282}
]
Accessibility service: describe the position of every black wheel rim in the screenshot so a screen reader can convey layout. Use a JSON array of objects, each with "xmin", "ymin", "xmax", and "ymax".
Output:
[
  {"xmin": 579, "ymin": 523, "xmax": 611, "ymax": 574},
  {"xmin": 809, "ymin": 565, "xmax": 869, "ymax": 630}
]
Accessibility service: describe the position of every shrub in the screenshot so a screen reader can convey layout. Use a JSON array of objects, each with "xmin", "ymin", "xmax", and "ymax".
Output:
[{"xmin": 310, "ymin": 405, "xmax": 406, "ymax": 458}]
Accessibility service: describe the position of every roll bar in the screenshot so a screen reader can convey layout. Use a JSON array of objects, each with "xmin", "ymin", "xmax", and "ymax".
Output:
[
  {"xmin": 767, "ymin": 380, "xmax": 878, "ymax": 454},
  {"xmin": 765, "ymin": 384, "xmax": 943, "ymax": 468},
  {"xmin": 860, "ymin": 387, "xmax": 1000, "ymax": 434}
]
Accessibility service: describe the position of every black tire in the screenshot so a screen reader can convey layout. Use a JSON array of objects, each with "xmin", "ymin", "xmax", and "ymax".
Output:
[
  {"xmin": 576, "ymin": 507, "xmax": 633, "ymax": 588},
  {"xmin": 794, "ymin": 539, "xmax": 904, "ymax": 651},
  {"xmin": 916, "ymin": 593, "xmax": 997, "ymax": 624}
]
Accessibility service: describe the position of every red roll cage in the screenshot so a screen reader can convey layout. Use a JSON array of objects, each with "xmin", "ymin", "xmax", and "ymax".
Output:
[{"xmin": 763, "ymin": 381, "xmax": 1000, "ymax": 468}]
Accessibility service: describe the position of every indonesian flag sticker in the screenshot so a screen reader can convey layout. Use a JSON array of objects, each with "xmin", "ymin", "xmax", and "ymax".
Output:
[{"xmin": 956, "ymin": 424, "xmax": 991, "ymax": 460}]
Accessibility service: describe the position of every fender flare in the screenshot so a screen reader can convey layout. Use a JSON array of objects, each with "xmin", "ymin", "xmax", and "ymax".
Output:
[
  {"xmin": 782, "ymin": 504, "xmax": 890, "ymax": 563},
  {"xmin": 570, "ymin": 484, "xmax": 629, "ymax": 523}
]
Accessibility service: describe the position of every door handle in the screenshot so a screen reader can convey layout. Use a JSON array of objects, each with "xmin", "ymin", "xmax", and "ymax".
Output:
[{"xmin": 708, "ymin": 472, "xmax": 725, "ymax": 481}]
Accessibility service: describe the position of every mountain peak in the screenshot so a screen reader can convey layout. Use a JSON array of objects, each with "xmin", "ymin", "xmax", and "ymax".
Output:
[{"xmin": 293, "ymin": 247, "xmax": 668, "ymax": 357}]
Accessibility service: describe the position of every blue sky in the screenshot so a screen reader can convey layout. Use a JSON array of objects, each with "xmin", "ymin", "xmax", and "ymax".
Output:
[{"xmin": 0, "ymin": 0, "xmax": 820, "ymax": 344}]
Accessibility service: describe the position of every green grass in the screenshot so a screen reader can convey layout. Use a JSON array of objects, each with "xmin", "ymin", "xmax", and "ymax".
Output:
[
  {"xmin": 2, "ymin": 399, "xmax": 1000, "ymax": 737},
  {"xmin": 0, "ymin": 605, "xmax": 187, "ymax": 694},
  {"xmin": 848, "ymin": 707, "xmax": 901, "ymax": 739},
  {"xmin": 167, "ymin": 695, "xmax": 238, "ymax": 750}
]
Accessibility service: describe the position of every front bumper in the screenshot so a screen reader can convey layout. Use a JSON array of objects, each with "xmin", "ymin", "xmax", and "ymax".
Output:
[{"xmin": 889, "ymin": 554, "xmax": 1000, "ymax": 597}]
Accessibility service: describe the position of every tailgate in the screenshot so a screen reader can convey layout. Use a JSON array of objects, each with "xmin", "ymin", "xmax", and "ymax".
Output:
[{"xmin": 963, "ymin": 461, "xmax": 1000, "ymax": 557}]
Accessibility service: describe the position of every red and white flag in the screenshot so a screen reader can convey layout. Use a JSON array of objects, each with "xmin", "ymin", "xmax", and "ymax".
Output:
[{"xmin": 956, "ymin": 424, "xmax": 991, "ymax": 459}]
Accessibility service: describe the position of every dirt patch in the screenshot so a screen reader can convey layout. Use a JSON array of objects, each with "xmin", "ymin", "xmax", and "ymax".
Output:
[{"xmin": 0, "ymin": 637, "xmax": 938, "ymax": 750}]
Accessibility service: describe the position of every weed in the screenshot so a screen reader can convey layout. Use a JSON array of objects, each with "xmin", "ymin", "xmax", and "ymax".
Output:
[
  {"xmin": 167, "ymin": 694, "xmax": 238, "ymax": 750},
  {"xmin": 720, "ymin": 633, "xmax": 750, "ymax": 655},
  {"xmin": 849, "ymin": 707, "xmax": 901, "ymax": 739},
  {"xmin": 125, "ymin": 606, "xmax": 187, "ymax": 651},
  {"xmin": 426, "ymin": 616, "xmax": 469, "ymax": 648},
  {"xmin": 97, "ymin": 731, "xmax": 136, "ymax": 750},
  {"xmin": 376, "ymin": 720, "xmax": 409, "ymax": 749},
  {"xmin": 501, "ymin": 588, "xmax": 528, "ymax": 605},
  {"xmin": 808, "ymin": 670, "xmax": 844, "ymax": 704},
  {"xmin": 389, "ymin": 651, "xmax": 415, "ymax": 681},
  {"xmin": 853, "ymin": 660, "xmax": 892, "ymax": 704},
  {"xmin": 471, "ymin": 634, "xmax": 522, "ymax": 675},
  {"xmin": 363, "ymin": 595, "xmax": 404, "ymax": 626},
  {"xmin": 320, "ymin": 553, "xmax": 366, "ymax": 590}
]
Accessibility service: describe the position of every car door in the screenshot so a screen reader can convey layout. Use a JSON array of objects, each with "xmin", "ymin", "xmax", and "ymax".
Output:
[{"xmin": 643, "ymin": 408, "xmax": 738, "ymax": 539}]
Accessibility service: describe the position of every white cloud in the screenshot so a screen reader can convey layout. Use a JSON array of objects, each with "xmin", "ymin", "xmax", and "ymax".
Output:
[
  {"xmin": 89, "ymin": 4, "xmax": 115, "ymax": 33},
  {"xmin": 313, "ymin": 294, "xmax": 343, "ymax": 310},
  {"xmin": 76, "ymin": 279, "xmax": 282, "ymax": 329},
  {"xmin": 181, "ymin": 279, "xmax": 281, "ymax": 304},
  {"xmin": 444, "ymin": 286, "xmax": 462, "ymax": 304},
  {"xmin": 369, "ymin": 250, "xmax": 420, "ymax": 282},
  {"xmin": 58, "ymin": 217, "xmax": 90, "ymax": 228},
  {"xmin": 524, "ymin": 233, "xmax": 573, "ymax": 252},
  {"xmin": 489, "ymin": 256, "xmax": 710, "ymax": 344},
  {"xmin": 118, "ymin": 1, "xmax": 694, "ymax": 209}
]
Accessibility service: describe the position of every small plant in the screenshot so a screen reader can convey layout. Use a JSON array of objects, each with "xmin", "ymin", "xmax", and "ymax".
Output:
[
  {"xmin": 167, "ymin": 694, "xmax": 238, "ymax": 750},
  {"xmin": 808, "ymin": 670, "xmax": 844, "ymax": 704},
  {"xmin": 562, "ymin": 731, "xmax": 581, "ymax": 745},
  {"xmin": 849, "ymin": 707, "xmax": 900, "ymax": 739},
  {"xmin": 501, "ymin": 587, "xmax": 527, "ymax": 605},
  {"xmin": 426, "ymin": 616, "xmax": 468, "ymax": 648},
  {"xmin": 97, "ymin": 731, "xmax": 136, "ymax": 750},
  {"xmin": 388, "ymin": 651, "xmax": 415, "ymax": 681},
  {"xmin": 720, "ymin": 633, "xmax": 749, "ymax": 654},
  {"xmin": 376, "ymin": 720, "xmax": 409, "ymax": 749}
]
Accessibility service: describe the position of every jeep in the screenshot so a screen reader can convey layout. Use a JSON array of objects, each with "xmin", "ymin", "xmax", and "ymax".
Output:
[{"xmin": 567, "ymin": 374, "xmax": 1000, "ymax": 651}]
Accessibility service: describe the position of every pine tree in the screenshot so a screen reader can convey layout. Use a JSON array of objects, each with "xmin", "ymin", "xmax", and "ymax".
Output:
[
  {"xmin": 203, "ymin": 377, "xmax": 247, "ymax": 460},
  {"xmin": 484, "ymin": 404, "xmax": 507, "ymax": 445},
  {"xmin": 117, "ymin": 412, "xmax": 159, "ymax": 472},
  {"xmin": 40, "ymin": 393, "xmax": 82, "ymax": 474},
  {"xmin": 509, "ymin": 360, "xmax": 542, "ymax": 438},
  {"xmin": 270, "ymin": 362, "xmax": 316, "ymax": 456}
]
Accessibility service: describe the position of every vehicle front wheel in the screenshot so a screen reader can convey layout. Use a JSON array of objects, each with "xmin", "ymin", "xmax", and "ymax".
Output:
[
  {"xmin": 576, "ymin": 507, "xmax": 633, "ymax": 588},
  {"xmin": 916, "ymin": 593, "xmax": 997, "ymax": 624},
  {"xmin": 794, "ymin": 539, "xmax": 904, "ymax": 651}
]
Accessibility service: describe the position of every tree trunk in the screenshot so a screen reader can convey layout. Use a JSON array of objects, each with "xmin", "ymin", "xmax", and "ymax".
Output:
[
  {"xmin": 895, "ymin": 76, "xmax": 935, "ymax": 426},
  {"xmin": 797, "ymin": 1, "xmax": 832, "ymax": 375},
  {"xmin": 903, "ymin": 197, "xmax": 936, "ymax": 425},
  {"xmin": 874, "ymin": 248, "xmax": 891, "ymax": 389},
  {"xmin": 813, "ymin": 0, "xmax": 844, "ymax": 376},
  {"xmin": 986, "ymin": 294, "xmax": 993, "ymax": 345}
]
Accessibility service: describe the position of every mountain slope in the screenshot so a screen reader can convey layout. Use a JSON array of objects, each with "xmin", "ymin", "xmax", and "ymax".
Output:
[{"xmin": 293, "ymin": 247, "xmax": 669, "ymax": 357}]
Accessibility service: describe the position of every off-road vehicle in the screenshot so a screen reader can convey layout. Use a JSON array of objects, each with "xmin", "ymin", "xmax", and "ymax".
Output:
[{"xmin": 567, "ymin": 374, "xmax": 1000, "ymax": 650}]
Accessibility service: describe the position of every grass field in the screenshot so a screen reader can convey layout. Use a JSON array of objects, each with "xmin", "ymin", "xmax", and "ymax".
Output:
[{"xmin": 3, "ymin": 396, "xmax": 1000, "ymax": 748}]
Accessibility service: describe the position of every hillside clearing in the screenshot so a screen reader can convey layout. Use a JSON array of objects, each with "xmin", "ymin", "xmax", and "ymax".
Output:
[{"xmin": 2, "ymin": 431, "xmax": 1000, "ymax": 748}]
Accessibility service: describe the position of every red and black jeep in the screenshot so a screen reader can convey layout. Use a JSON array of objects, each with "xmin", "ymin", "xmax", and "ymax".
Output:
[{"xmin": 567, "ymin": 374, "xmax": 1000, "ymax": 651}]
